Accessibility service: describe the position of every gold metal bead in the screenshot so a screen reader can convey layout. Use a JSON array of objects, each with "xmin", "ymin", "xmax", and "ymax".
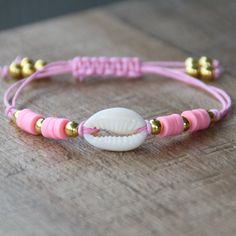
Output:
[
  {"xmin": 35, "ymin": 118, "xmax": 44, "ymax": 134},
  {"xmin": 199, "ymin": 65, "xmax": 214, "ymax": 81},
  {"xmin": 20, "ymin": 57, "xmax": 34, "ymax": 67},
  {"xmin": 12, "ymin": 110, "xmax": 20, "ymax": 123},
  {"xmin": 65, "ymin": 121, "xmax": 79, "ymax": 137},
  {"xmin": 34, "ymin": 59, "xmax": 47, "ymax": 70},
  {"xmin": 199, "ymin": 56, "xmax": 213, "ymax": 67},
  {"xmin": 149, "ymin": 119, "xmax": 162, "ymax": 135},
  {"xmin": 9, "ymin": 63, "xmax": 22, "ymax": 79},
  {"xmin": 22, "ymin": 63, "xmax": 36, "ymax": 77},
  {"xmin": 186, "ymin": 64, "xmax": 199, "ymax": 78},
  {"xmin": 207, "ymin": 110, "xmax": 215, "ymax": 127},
  {"xmin": 185, "ymin": 57, "xmax": 199, "ymax": 68},
  {"xmin": 182, "ymin": 116, "xmax": 190, "ymax": 131}
]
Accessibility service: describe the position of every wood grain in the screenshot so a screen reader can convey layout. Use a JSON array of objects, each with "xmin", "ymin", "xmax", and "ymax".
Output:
[{"xmin": 0, "ymin": 1, "xmax": 236, "ymax": 236}]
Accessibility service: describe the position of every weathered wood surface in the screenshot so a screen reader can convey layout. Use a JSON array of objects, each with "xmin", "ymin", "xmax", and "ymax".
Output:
[{"xmin": 0, "ymin": 1, "xmax": 235, "ymax": 235}]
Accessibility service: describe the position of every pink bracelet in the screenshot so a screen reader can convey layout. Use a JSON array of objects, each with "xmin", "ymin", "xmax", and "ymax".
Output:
[{"xmin": 1, "ymin": 56, "xmax": 231, "ymax": 151}]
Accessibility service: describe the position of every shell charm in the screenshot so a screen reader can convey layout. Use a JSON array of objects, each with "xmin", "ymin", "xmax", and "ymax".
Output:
[{"xmin": 83, "ymin": 107, "xmax": 147, "ymax": 151}]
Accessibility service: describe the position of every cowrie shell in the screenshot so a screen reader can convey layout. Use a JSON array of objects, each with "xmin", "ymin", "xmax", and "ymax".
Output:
[{"xmin": 83, "ymin": 107, "xmax": 147, "ymax": 151}]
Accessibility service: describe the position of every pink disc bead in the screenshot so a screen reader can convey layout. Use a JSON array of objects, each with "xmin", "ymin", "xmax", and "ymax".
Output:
[
  {"xmin": 41, "ymin": 117, "xmax": 69, "ymax": 139},
  {"xmin": 157, "ymin": 114, "xmax": 184, "ymax": 137},
  {"xmin": 16, "ymin": 109, "xmax": 43, "ymax": 135},
  {"xmin": 181, "ymin": 109, "xmax": 210, "ymax": 132}
]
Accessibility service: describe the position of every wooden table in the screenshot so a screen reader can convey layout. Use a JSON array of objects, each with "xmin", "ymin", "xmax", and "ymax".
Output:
[{"xmin": 0, "ymin": 1, "xmax": 235, "ymax": 235}]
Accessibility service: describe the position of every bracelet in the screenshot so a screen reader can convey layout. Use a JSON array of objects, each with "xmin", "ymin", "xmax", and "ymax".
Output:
[{"xmin": 1, "ymin": 56, "xmax": 231, "ymax": 151}]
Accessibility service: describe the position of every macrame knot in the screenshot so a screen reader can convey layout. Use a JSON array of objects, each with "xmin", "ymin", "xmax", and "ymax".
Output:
[
  {"xmin": 5, "ymin": 106, "xmax": 16, "ymax": 119},
  {"xmin": 136, "ymin": 120, "xmax": 152, "ymax": 135},
  {"xmin": 209, "ymin": 109, "xmax": 221, "ymax": 121},
  {"xmin": 78, "ymin": 120, "xmax": 100, "ymax": 137},
  {"xmin": 78, "ymin": 121, "xmax": 85, "ymax": 137},
  {"xmin": 70, "ymin": 57, "xmax": 142, "ymax": 81}
]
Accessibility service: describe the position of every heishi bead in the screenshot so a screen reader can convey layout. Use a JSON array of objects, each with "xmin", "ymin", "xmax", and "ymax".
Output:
[
  {"xmin": 41, "ymin": 117, "xmax": 69, "ymax": 139},
  {"xmin": 181, "ymin": 109, "xmax": 210, "ymax": 132},
  {"xmin": 157, "ymin": 114, "xmax": 184, "ymax": 137},
  {"xmin": 16, "ymin": 109, "xmax": 43, "ymax": 135}
]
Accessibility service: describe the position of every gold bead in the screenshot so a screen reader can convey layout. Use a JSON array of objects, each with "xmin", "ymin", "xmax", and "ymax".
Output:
[
  {"xmin": 65, "ymin": 121, "xmax": 79, "ymax": 137},
  {"xmin": 34, "ymin": 59, "xmax": 47, "ymax": 70},
  {"xmin": 199, "ymin": 65, "xmax": 214, "ymax": 81},
  {"xmin": 35, "ymin": 118, "xmax": 44, "ymax": 134},
  {"xmin": 149, "ymin": 119, "xmax": 162, "ymax": 135},
  {"xmin": 186, "ymin": 64, "xmax": 199, "ymax": 78},
  {"xmin": 22, "ymin": 63, "xmax": 36, "ymax": 77},
  {"xmin": 199, "ymin": 56, "xmax": 213, "ymax": 67},
  {"xmin": 185, "ymin": 57, "xmax": 199, "ymax": 67},
  {"xmin": 207, "ymin": 110, "xmax": 215, "ymax": 127},
  {"xmin": 20, "ymin": 57, "xmax": 34, "ymax": 67},
  {"xmin": 9, "ymin": 63, "xmax": 22, "ymax": 79},
  {"xmin": 12, "ymin": 110, "xmax": 20, "ymax": 123},
  {"xmin": 182, "ymin": 116, "xmax": 190, "ymax": 131}
]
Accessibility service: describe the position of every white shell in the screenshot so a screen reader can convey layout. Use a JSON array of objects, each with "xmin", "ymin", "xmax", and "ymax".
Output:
[{"xmin": 83, "ymin": 107, "xmax": 147, "ymax": 151}]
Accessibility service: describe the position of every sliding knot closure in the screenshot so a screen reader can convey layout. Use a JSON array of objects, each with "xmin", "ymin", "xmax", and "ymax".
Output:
[{"xmin": 71, "ymin": 57, "xmax": 142, "ymax": 81}]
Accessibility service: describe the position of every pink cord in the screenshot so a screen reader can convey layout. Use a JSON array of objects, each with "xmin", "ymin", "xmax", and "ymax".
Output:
[{"xmin": 1, "ymin": 56, "xmax": 232, "ymax": 139}]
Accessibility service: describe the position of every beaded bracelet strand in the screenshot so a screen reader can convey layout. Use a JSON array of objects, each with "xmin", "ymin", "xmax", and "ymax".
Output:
[{"xmin": 1, "ymin": 56, "xmax": 231, "ymax": 151}]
